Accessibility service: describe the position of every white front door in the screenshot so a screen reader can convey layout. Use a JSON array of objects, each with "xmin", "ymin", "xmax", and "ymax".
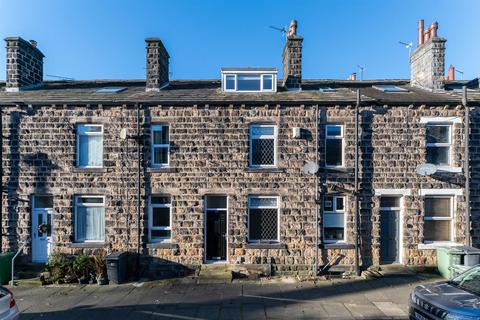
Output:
[{"xmin": 32, "ymin": 208, "xmax": 53, "ymax": 263}]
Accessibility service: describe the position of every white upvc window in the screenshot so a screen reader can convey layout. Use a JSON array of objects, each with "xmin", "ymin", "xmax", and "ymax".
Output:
[
  {"xmin": 325, "ymin": 124, "xmax": 344, "ymax": 167},
  {"xmin": 249, "ymin": 124, "xmax": 277, "ymax": 167},
  {"xmin": 423, "ymin": 196, "xmax": 454, "ymax": 243},
  {"xmin": 151, "ymin": 124, "xmax": 170, "ymax": 167},
  {"xmin": 76, "ymin": 124, "xmax": 103, "ymax": 168},
  {"xmin": 222, "ymin": 73, "xmax": 277, "ymax": 92},
  {"xmin": 248, "ymin": 196, "xmax": 280, "ymax": 243},
  {"xmin": 74, "ymin": 196, "xmax": 105, "ymax": 242},
  {"xmin": 149, "ymin": 196, "xmax": 172, "ymax": 242},
  {"xmin": 426, "ymin": 124, "xmax": 451, "ymax": 166},
  {"xmin": 323, "ymin": 196, "xmax": 346, "ymax": 243}
]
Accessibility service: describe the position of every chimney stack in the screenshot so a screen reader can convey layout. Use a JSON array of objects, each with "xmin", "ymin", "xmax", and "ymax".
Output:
[
  {"xmin": 410, "ymin": 19, "xmax": 446, "ymax": 91},
  {"xmin": 4, "ymin": 37, "xmax": 44, "ymax": 92},
  {"xmin": 447, "ymin": 65, "xmax": 455, "ymax": 81},
  {"xmin": 145, "ymin": 38, "xmax": 170, "ymax": 92},
  {"xmin": 348, "ymin": 73, "xmax": 357, "ymax": 81},
  {"xmin": 282, "ymin": 20, "xmax": 303, "ymax": 90}
]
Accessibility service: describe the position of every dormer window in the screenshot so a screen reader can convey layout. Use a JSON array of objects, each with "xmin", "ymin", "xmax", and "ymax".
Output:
[{"xmin": 221, "ymin": 68, "xmax": 277, "ymax": 92}]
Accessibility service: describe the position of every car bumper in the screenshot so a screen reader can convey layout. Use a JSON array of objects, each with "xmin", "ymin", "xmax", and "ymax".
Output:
[{"xmin": 0, "ymin": 306, "xmax": 20, "ymax": 320}]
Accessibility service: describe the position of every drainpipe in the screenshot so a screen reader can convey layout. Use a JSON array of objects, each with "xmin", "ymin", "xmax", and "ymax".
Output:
[
  {"xmin": 136, "ymin": 104, "xmax": 142, "ymax": 279},
  {"xmin": 314, "ymin": 105, "xmax": 319, "ymax": 276},
  {"xmin": 354, "ymin": 89, "xmax": 361, "ymax": 276},
  {"xmin": 0, "ymin": 107, "xmax": 2, "ymax": 253},
  {"xmin": 462, "ymin": 86, "xmax": 471, "ymax": 247}
]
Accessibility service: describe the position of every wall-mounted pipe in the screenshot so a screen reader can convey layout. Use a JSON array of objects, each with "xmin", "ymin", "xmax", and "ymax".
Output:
[
  {"xmin": 354, "ymin": 89, "xmax": 361, "ymax": 276},
  {"xmin": 463, "ymin": 87, "xmax": 471, "ymax": 247}
]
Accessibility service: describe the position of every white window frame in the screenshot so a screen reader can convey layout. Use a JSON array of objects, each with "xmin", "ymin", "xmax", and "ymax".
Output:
[
  {"xmin": 149, "ymin": 195, "xmax": 172, "ymax": 243},
  {"xmin": 323, "ymin": 196, "xmax": 347, "ymax": 244},
  {"xmin": 423, "ymin": 196, "xmax": 454, "ymax": 245},
  {"xmin": 74, "ymin": 195, "xmax": 105, "ymax": 243},
  {"xmin": 247, "ymin": 195, "xmax": 280, "ymax": 243},
  {"xmin": 222, "ymin": 72, "xmax": 277, "ymax": 93},
  {"xmin": 325, "ymin": 124, "xmax": 344, "ymax": 168},
  {"xmin": 151, "ymin": 124, "xmax": 170, "ymax": 167},
  {"xmin": 76, "ymin": 124, "xmax": 104, "ymax": 168},
  {"xmin": 249, "ymin": 124, "xmax": 277, "ymax": 168},
  {"xmin": 425, "ymin": 123, "xmax": 452, "ymax": 167}
]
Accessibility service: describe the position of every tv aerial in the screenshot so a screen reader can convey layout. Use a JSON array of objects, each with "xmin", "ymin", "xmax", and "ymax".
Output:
[
  {"xmin": 357, "ymin": 65, "xmax": 365, "ymax": 80},
  {"xmin": 398, "ymin": 41, "xmax": 413, "ymax": 57},
  {"xmin": 269, "ymin": 25, "xmax": 287, "ymax": 36},
  {"xmin": 415, "ymin": 163, "xmax": 437, "ymax": 176}
]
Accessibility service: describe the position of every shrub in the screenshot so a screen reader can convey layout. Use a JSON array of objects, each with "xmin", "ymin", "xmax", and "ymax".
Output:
[
  {"xmin": 92, "ymin": 253, "xmax": 107, "ymax": 278},
  {"xmin": 46, "ymin": 253, "xmax": 74, "ymax": 283},
  {"xmin": 73, "ymin": 254, "xmax": 94, "ymax": 280}
]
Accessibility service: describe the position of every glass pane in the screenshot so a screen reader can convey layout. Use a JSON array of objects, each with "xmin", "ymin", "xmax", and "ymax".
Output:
[
  {"xmin": 326, "ymin": 125, "xmax": 342, "ymax": 137},
  {"xmin": 151, "ymin": 230, "xmax": 171, "ymax": 239},
  {"xmin": 324, "ymin": 213, "xmax": 344, "ymax": 228},
  {"xmin": 225, "ymin": 75, "xmax": 235, "ymax": 90},
  {"xmin": 426, "ymin": 146, "xmax": 449, "ymax": 165},
  {"xmin": 262, "ymin": 75, "xmax": 273, "ymax": 90},
  {"xmin": 380, "ymin": 197, "xmax": 400, "ymax": 208},
  {"xmin": 426, "ymin": 125, "xmax": 449, "ymax": 143},
  {"xmin": 47, "ymin": 213, "xmax": 52, "ymax": 236},
  {"xmin": 323, "ymin": 197, "xmax": 333, "ymax": 211},
  {"xmin": 151, "ymin": 196, "xmax": 170, "ymax": 205},
  {"xmin": 77, "ymin": 197, "xmax": 104, "ymax": 204},
  {"xmin": 153, "ymin": 126, "xmax": 169, "ymax": 144},
  {"xmin": 252, "ymin": 139, "xmax": 275, "ymax": 165},
  {"xmin": 326, "ymin": 139, "xmax": 342, "ymax": 166},
  {"xmin": 336, "ymin": 197, "xmax": 344, "ymax": 211},
  {"xmin": 37, "ymin": 213, "xmax": 44, "ymax": 237},
  {"xmin": 251, "ymin": 126, "xmax": 275, "ymax": 137},
  {"xmin": 34, "ymin": 196, "xmax": 53, "ymax": 208},
  {"xmin": 324, "ymin": 228, "xmax": 344, "ymax": 241},
  {"xmin": 237, "ymin": 75, "xmax": 261, "ymax": 91},
  {"xmin": 154, "ymin": 147, "xmax": 168, "ymax": 165},
  {"xmin": 77, "ymin": 206, "xmax": 104, "ymax": 241},
  {"xmin": 424, "ymin": 220, "xmax": 451, "ymax": 241},
  {"xmin": 152, "ymin": 207, "xmax": 170, "ymax": 227},
  {"xmin": 206, "ymin": 196, "xmax": 227, "ymax": 209},
  {"xmin": 79, "ymin": 135, "xmax": 103, "ymax": 167},
  {"xmin": 249, "ymin": 208, "xmax": 278, "ymax": 241},
  {"xmin": 425, "ymin": 198, "xmax": 451, "ymax": 217},
  {"xmin": 250, "ymin": 197, "xmax": 278, "ymax": 208}
]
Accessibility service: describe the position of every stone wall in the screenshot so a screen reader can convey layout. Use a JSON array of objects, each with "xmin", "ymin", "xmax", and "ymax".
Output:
[
  {"xmin": 0, "ymin": 103, "xmax": 470, "ymax": 269},
  {"xmin": 5, "ymin": 37, "xmax": 44, "ymax": 91}
]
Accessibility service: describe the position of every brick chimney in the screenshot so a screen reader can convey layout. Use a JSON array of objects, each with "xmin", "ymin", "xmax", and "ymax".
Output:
[
  {"xmin": 282, "ymin": 20, "xmax": 303, "ymax": 90},
  {"xmin": 410, "ymin": 20, "xmax": 446, "ymax": 91},
  {"xmin": 4, "ymin": 37, "xmax": 44, "ymax": 92},
  {"xmin": 447, "ymin": 65, "xmax": 455, "ymax": 81},
  {"xmin": 145, "ymin": 38, "xmax": 169, "ymax": 92}
]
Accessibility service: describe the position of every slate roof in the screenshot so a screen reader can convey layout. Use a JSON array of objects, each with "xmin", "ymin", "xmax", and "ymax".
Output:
[{"xmin": 0, "ymin": 79, "xmax": 477, "ymax": 106}]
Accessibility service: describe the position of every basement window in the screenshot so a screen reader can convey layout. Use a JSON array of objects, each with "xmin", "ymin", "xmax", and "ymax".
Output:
[
  {"xmin": 221, "ymin": 68, "xmax": 277, "ymax": 92},
  {"xmin": 96, "ymin": 87, "xmax": 126, "ymax": 93},
  {"xmin": 373, "ymin": 85, "xmax": 408, "ymax": 93}
]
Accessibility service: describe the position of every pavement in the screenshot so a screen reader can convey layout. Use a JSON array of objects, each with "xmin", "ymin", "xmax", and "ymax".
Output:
[{"xmin": 11, "ymin": 274, "xmax": 441, "ymax": 320}]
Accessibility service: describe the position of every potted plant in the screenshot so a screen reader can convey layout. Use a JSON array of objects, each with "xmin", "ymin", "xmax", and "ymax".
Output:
[
  {"xmin": 73, "ymin": 254, "xmax": 93, "ymax": 284},
  {"xmin": 93, "ymin": 254, "xmax": 108, "ymax": 285}
]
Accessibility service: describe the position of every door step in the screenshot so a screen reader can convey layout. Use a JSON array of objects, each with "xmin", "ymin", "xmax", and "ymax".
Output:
[{"xmin": 198, "ymin": 264, "xmax": 233, "ymax": 283}]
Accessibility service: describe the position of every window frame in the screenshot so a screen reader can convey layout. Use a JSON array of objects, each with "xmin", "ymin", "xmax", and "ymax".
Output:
[
  {"xmin": 222, "ymin": 72, "xmax": 277, "ymax": 93},
  {"xmin": 249, "ymin": 124, "xmax": 278, "ymax": 168},
  {"xmin": 423, "ymin": 195, "xmax": 454, "ymax": 244},
  {"xmin": 148, "ymin": 195, "xmax": 172, "ymax": 243},
  {"xmin": 74, "ymin": 195, "xmax": 105, "ymax": 243},
  {"xmin": 323, "ymin": 196, "xmax": 347, "ymax": 244},
  {"xmin": 325, "ymin": 124, "xmax": 344, "ymax": 168},
  {"xmin": 151, "ymin": 124, "xmax": 170, "ymax": 167},
  {"xmin": 247, "ymin": 195, "xmax": 280, "ymax": 243},
  {"xmin": 76, "ymin": 124, "xmax": 104, "ymax": 168},
  {"xmin": 425, "ymin": 123, "xmax": 452, "ymax": 166}
]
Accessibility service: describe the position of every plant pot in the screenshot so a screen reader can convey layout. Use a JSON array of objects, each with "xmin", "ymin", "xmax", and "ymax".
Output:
[
  {"xmin": 96, "ymin": 276, "xmax": 108, "ymax": 285},
  {"xmin": 78, "ymin": 277, "xmax": 89, "ymax": 285}
]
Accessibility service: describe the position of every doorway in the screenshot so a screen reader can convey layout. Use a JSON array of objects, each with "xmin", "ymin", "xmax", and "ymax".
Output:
[
  {"xmin": 32, "ymin": 195, "xmax": 54, "ymax": 263},
  {"xmin": 380, "ymin": 196, "xmax": 401, "ymax": 264},
  {"xmin": 205, "ymin": 195, "xmax": 227, "ymax": 262}
]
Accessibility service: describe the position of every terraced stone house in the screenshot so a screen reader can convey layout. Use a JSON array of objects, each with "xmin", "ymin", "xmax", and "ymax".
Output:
[{"xmin": 1, "ymin": 20, "xmax": 479, "ymax": 276}]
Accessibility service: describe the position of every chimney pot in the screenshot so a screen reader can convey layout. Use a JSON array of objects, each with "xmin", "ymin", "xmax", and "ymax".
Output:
[
  {"xmin": 29, "ymin": 40, "xmax": 37, "ymax": 47},
  {"xmin": 447, "ymin": 65, "xmax": 455, "ymax": 81},
  {"xmin": 418, "ymin": 19, "xmax": 425, "ymax": 46}
]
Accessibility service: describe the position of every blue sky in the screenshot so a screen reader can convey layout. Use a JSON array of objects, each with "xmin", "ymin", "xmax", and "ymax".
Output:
[{"xmin": 0, "ymin": 0, "xmax": 479, "ymax": 81}]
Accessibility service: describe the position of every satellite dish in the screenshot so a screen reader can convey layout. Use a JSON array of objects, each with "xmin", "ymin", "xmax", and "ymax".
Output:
[
  {"xmin": 120, "ymin": 128, "xmax": 127, "ymax": 140},
  {"xmin": 415, "ymin": 163, "xmax": 437, "ymax": 176},
  {"xmin": 303, "ymin": 162, "xmax": 319, "ymax": 175}
]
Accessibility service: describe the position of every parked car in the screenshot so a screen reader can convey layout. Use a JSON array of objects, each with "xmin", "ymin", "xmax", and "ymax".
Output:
[
  {"xmin": 409, "ymin": 265, "xmax": 480, "ymax": 320},
  {"xmin": 0, "ymin": 287, "xmax": 19, "ymax": 320}
]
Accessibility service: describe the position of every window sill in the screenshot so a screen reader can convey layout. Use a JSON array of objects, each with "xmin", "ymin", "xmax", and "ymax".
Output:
[
  {"xmin": 69, "ymin": 242, "xmax": 109, "ymax": 248},
  {"xmin": 245, "ymin": 243, "xmax": 286, "ymax": 249},
  {"xmin": 418, "ymin": 242, "xmax": 462, "ymax": 250},
  {"xmin": 147, "ymin": 167, "xmax": 178, "ymax": 173},
  {"xmin": 320, "ymin": 243, "xmax": 355, "ymax": 250},
  {"xmin": 323, "ymin": 166, "xmax": 351, "ymax": 173},
  {"xmin": 245, "ymin": 167, "xmax": 285, "ymax": 173},
  {"xmin": 72, "ymin": 167, "xmax": 107, "ymax": 173},
  {"xmin": 435, "ymin": 166, "xmax": 462, "ymax": 173},
  {"xmin": 146, "ymin": 242, "xmax": 178, "ymax": 249}
]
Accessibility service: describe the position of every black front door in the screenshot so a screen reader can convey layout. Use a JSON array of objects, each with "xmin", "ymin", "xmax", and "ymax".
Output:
[
  {"xmin": 380, "ymin": 210, "xmax": 399, "ymax": 263},
  {"xmin": 206, "ymin": 210, "xmax": 226, "ymax": 261}
]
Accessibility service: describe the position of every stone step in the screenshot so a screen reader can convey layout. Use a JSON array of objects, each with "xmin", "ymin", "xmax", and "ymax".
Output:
[{"xmin": 198, "ymin": 264, "xmax": 233, "ymax": 282}]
